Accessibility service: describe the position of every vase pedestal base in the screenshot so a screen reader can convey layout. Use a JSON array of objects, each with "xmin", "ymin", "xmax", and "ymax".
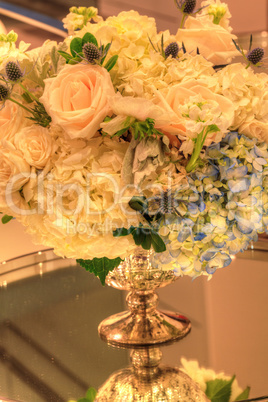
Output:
[
  {"xmin": 96, "ymin": 348, "xmax": 208, "ymax": 401},
  {"xmin": 98, "ymin": 306, "xmax": 191, "ymax": 347}
]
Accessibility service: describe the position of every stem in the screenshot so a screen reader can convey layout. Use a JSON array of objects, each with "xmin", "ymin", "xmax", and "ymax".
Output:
[
  {"xmin": 9, "ymin": 97, "xmax": 32, "ymax": 114},
  {"xmin": 245, "ymin": 62, "xmax": 251, "ymax": 69},
  {"xmin": 19, "ymin": 83, "xmax": 39, "ymax": 102},
  {"xmin": 180, "ymin": 13, "xmax": 187, "ymax": 29},
  {"xmin": 186, "ymin": 132, "xmax": 203, "ymax": 173}
]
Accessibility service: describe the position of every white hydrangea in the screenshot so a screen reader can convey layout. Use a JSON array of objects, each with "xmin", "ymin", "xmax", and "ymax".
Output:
[{"xmin": 180, "ymin": 358, "xmax": 244, "ymax": 402}]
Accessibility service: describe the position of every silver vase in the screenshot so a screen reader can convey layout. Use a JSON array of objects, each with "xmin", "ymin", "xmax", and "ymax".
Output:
[
  {"xmin": 96, "ymin": 347, "xmax": 209, "ymax": 401},
  {"xmin": 98, "ymin": 248, "xmax": 191, "ymax": 347}
]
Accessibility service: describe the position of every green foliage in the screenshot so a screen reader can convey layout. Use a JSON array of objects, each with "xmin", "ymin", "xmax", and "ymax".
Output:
[
  {"xmin": 113, "ymin": 224, "xmax": 166, "ymax": 253},
  {"xmin": 82, "ymin": 33, "xmax": 98, "ymax": 47},
  {"xmin": 235, "ymin": 386, "xmax": 250, "ymax": 401},
  {"xmin": 1, "ymin": 214, "xmax": 13, "ymax": 224},
  {"xmin": 68, "ymin": 387, "xmax": 97, "ymax": 402},
  {"xmin": 112, "ymin": 118, "xmax": 163, "ymax": 140},
  {"xmin": 186, "ymin": 124, "xmax": 220, "ymax": 173},
  {"xmin": 27, "ymin": 100, "xmax": 52, "ymax": 127},
  {"xmin": 85, "ymin": 387, "xmax": 97, "ymax": 401},
  {"xmin": 70, "ymin": 37, "xmax": 83, "ymax": 57},
  {"xmin": 205, "ymin": 376, "xmax": 235, "ymax": 402},
  {"xmin": 104, "ymin": 55, "xmax": 119, "ymax": 72},
  {"xmin": 58, "ymin": 33, "xmax": 117, "ymax": 72},
  {"xmin": 148, "ymin": 33, "xmax": 165, "ymax": 58},
  {"xmin": 76, "ymin": 257, "xmax": 123, "ymax": 285}
]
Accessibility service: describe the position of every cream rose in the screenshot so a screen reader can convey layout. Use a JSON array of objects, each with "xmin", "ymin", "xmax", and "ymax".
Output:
[
  {"xmin": 239, "ymin": 120, "xmax": 268, "ymax": 143},
  {"xmin": 40, "ymin": 64, "xmax": 115, "ymax": 139},
  {"xmin": 14, "ymin": 125, "xmax": 57, "ymax": 169},
  {"xmin": 176, "ymin": 17, "xmax": 239, "ymax": 65},
  {"xmin": 0, "ymin": 145, "xmax": 30, "ymax": 208},
  {"xmin": 0, "ymin": 100, "xmax": 26, "ymax": 142},
  {"xmin": 155, "ymin": 81, "xmax": 234, "ymax": 142},
  {"xmin": 100, "ymin": 93, "xmax": 175, "ymax": 136}
]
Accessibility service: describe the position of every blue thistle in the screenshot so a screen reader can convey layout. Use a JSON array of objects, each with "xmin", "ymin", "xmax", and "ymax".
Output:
[
  {"xmin": 182, "ymin": 0, "xmax": 196, "ymax": 14},
  {"xmin": 83, "ymin": 43, "xmax": 100, "ymax": 64},
  {"xmin": 165, "ymin": 42, "xmax": 179, "ymax": 59},
  {"xmin": 247, "ymin": 47, "xmax": 264, "ymax": 65},
  {"xmin": 0, "ymin": 84, "xmax": 9, "ymax": 101},
  {"xmin": 5, "ymin": 61, "xmax": 24, "ymax": 82},
  {"xmin": 176, "ymin": 0, "xmax": 196, "ymax": 14}
]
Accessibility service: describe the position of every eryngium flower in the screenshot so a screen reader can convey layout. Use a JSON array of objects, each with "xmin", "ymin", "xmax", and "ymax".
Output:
[
  {"xmin": 0, "ymin": 84, "xmax": 9, "ymax": 101},
  {"xmin": 165, "ymin": 42, "xmax": 179, "ymax": 58},
  {"xmin": 177, "ymin": 0, "xmax": 196, "ymax": 14},
  {"xmin": 247, "ymin": 47, "xmax": 264, "ymax": 65},
  {"xmin": 5, "ymin": 61, "xmax": 23, "ymax": 82},
  {"xmin": 83, "ymin": 43, "xmax": 100, "ymax": 64}
]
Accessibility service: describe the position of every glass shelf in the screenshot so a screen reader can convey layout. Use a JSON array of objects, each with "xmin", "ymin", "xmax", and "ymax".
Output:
[
  {"xmin": 0, "ymin": 250, "xmax": 128, "ymax": 402},
  {"xmin": 1, "ymin": 242, "xmax": 268, "ymax": 401}
]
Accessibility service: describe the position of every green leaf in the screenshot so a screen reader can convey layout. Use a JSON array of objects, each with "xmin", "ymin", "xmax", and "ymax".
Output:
[
  {"xmin": 129, "ymin": 196, "xmax": 147, "ymax": 213},
  {"xmin": 161, "ymin": 33, "xmax": 164, "ymax": 57},
  {"xmin": 141, "ymin": 234, "xmax": 152, "ymax": 250},
  {"xmin": 21, "ymin": 92, "xmax": 33, "ymax": 103},
  {"xmin": 58, "ymin": 50, "xmax": 73, "ymax": 62},
  {"xmin": 249, "ymin": 34, "xmax": 253, "ymax": 52},
  {"xmin": 132, "ymin": 228, "xmax": 145, "ymax": 246},
  {"xmin": 1, "ymin": 215, "xmax": 13, "ymax": 224},
  {"xmin": 86, "ymin": 387, "xmax": 97, "ymax": 401},
  {"xmin": 104, "ymin": 42, "xmax": 111, "ymax": 53},
  {"xmin": 82, "ymin": 32, "xmax": 98, "ymax": 47},
  {"xmin": 206, "ymin": 124, "xmax": 220, "ymax": 135},
  {"xmin": 112, "ymin": 126, "xmax": 131, "ymax": 137},
  {"xmin": 206, "ymin": 376, "xmax": 235, "ymax": 402},
  {"xmin": 70, "ymin": 37, "xmax": 83, "ymax": 57},
  {"xmin": 235, "ymin": 386, "xmax": 250, "ymax": 401},
  {"xmin": 77, "ymin": 398, "xmax": 90, "ymax": 402},
  {"xmin": 113, "ymin": 226, "xmax": 136, "ymax": 237},
  {"xmin": 104, "ymin": 55, "xmax": 118, "ymax": 71},
  {"xmin": 232, "ymin": 39, "xmax": 242, "ymax": 54},
  {"xmin": 68, "ymin": 57, "xmax": 82, "ymax": 65},
  {"xmin": 150, "ymin": 231, "xmax": 166, "ymax": 252},
  {"xmin": 76, "ymin": 257, "xmax": 123, "ymax": 286}
]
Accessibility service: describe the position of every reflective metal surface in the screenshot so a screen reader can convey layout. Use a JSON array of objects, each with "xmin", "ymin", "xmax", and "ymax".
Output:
[
  {"xmin": 96, "ymin": 348, "xmax": 208, "ymax": 402},
  {"xmin": 99, "ymin": 248, "xmax": 191, "ymax": 347}
]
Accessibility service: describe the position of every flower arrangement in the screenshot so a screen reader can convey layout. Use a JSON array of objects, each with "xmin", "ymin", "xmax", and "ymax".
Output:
[{"xmin": 0, "ymin": 0, "xmax": 268, "ymax": 283}]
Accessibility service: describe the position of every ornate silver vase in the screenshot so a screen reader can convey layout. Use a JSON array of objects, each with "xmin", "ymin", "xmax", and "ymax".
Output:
[
  {"xmin": 97, "ymin": 249, "xmax": 208, "ymax": 401},
  {"xmin": 98, "ymin": 248, "xmax": 191, "ymax": 347},
  {"xmin": 96, "ymin": 348, "xmax": 209, "ymax": 401}
]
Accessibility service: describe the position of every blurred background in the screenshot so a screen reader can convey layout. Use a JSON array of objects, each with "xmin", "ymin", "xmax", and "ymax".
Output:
[{"xmin": 0, "ymin": 0, "xmax": 267, "ymax": 47}]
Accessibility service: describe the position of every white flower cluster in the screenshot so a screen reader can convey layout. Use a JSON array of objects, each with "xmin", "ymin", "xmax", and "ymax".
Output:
[
  {"xmin": 0, "ymin": 0, "xmax": 268, "ymax": 274},
  {"xmin": 180, "ymin": 358, "xmax": 245, "ymax": 401}
]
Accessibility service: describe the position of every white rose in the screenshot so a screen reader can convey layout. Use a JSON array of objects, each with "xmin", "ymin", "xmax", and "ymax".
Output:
[
  {"xmin": 155, "ymin": 81, "xmax": 234, "ymax": 151},
  {"xmin": 100, "ymin": 93, "xmax": 174, "ymax": 136},
  {"xmin": 0, "ymin": 144, "xmax": 30, "ymax": 212},
  {"xmin": 40, "ymin": 64, "xmax": 115, "ymax": 139},
  {"xmin": 0, "ymin": 100, "xmax": 26, "ymax": 142},
  {"xmin": 239, "ymin": 120, "xmax": 268, "ymax": 143},
  {"xmin": 176, "ymin": 16, "xmax": 239, "ymax": 65},
  {"xmin": 14, "ymin": 125, "xmax": 57, "ymax": 169}
]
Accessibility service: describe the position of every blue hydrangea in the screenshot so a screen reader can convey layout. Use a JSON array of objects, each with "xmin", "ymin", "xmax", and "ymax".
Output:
[{"xmin": 158, "ymin": 132, "xmax": 268, "ymax": 278}]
